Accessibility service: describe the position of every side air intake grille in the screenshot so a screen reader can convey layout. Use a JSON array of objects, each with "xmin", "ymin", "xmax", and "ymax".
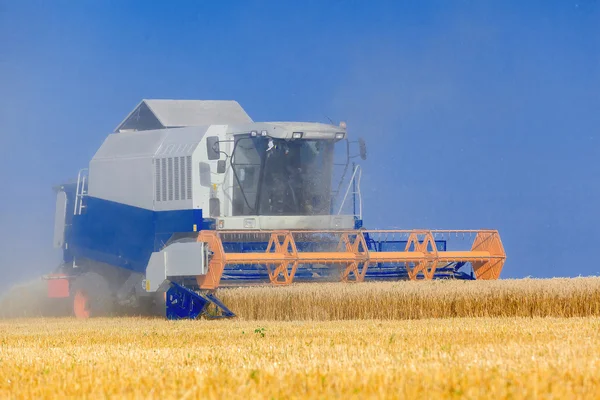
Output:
[
  {"xmin": 155, "ymin": 159, "xmax": 161, "ymax": 201},
  {"xmin": 179, "ymin": 156, "xmax": 186, "ymax": 200},
  {"xmin": 174, "ymin": 157, "xmax": 180, "ymax": 201},
  {"xmin": 186, "ymin": 156, "xmax": 192, "ymax": 200},
  {"xmin": 161, "ymin": 158, "xmax": 167, "ymax": 201},
  {"xmin": 155, "ymin": 157, "xmax": 192, "ymax": 202},
  {"xmin": 168, "ymin": 158, "xmax": 174, "ymax": 201}
]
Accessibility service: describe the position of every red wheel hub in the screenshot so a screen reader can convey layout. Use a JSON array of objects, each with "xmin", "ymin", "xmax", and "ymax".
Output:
[{"xmin": 73, "ymin": 290, "xmax": 90, "ymax": 319}]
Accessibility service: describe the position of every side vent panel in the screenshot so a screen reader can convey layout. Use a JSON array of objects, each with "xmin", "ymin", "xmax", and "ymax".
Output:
[
  {"xmin": 186, "ymin": 156, "xmax": 192, "ymax": 200},
  {"xmin": 155, "ymin": 156, "xmax": 193, "ymax": 204},
  {"xmin": 168, "ymin": 158, "xmax": 174, "ymax": 201},
  {"xmin": 179, "ymin": 156, "xmax": 186, "ymax": 200},
  {"xmin": 155, "ymin": 159, "xmax": 161, "ymax": 202},
  {"xmin": 174, "ymin": 157, "xmax": 180, "ymax": 201},
  {"xmin": 161, "ymin": 158, "xmax": 167, "ymax": 202}
]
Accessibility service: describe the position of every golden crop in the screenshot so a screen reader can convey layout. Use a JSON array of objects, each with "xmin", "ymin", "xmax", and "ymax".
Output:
[
  {"xmin": 4, "ymin": 277, "xmax": 600, "ymax": 320},
  {"xmin": 0, "ymin": 317, "xmax": 599, "ymax": 399},
  {"xmin": 2, "ymin": 278, "xmax": 600, "ymax": 398},
  {"xmin": 219, "ymin": 277, "xmax": 600, "ymax": 320}
]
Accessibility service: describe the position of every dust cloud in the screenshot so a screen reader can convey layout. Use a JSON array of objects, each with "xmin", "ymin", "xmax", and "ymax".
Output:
[
  {"xmin": 0, "ymin": 279, "xmax": 49, "ymax": 318},
  {"xmin": 0, "ymin": 207, "xmax": 64, "ymax": 318}
]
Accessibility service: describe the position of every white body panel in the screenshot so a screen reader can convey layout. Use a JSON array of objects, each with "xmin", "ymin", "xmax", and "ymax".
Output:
[
  {"xmin": 216, "ymin": 215, "xmax": 355, "ymax": 230},
  {"xmin": 145, "ymin": 253, "xmax": 167, "ymax": 292},
  {"xmin": 153, "ymin": 127, "xmax": 205, "ymax": 211},
  {"xmin": 53, "ymin": 191, "xmax": 67, "ymax": 248},
  {"xmin": 115, "ymin": 99, "xmax": 253, "ymax": 132},
  {"xmin": 86, "ymin": 100, "xmax": 349, "ymax": 227},
  {"xmin": 89, "ymin": 126, "xmax": 216, "ymax": 211},
  {"xmin": 145, "ymin": 242, "xmax": 208, "ymax": 292},
  {"xmin": 191, "ymin": 125, "xmax": 228, "ymax": 213},
  {"xmin": 90, "ymin": 157, "xmax": 156, "ymax": 210}
]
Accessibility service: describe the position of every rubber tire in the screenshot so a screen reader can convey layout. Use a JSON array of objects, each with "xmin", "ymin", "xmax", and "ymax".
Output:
[{"xmin": 71, "ymin": 272, "xmax": 114, "ymax": 318}]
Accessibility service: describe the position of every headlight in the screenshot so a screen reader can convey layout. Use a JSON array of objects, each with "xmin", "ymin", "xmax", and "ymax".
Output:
[
  {"xmin": 335, "ymin": 132, "xmax": 345, "ymax": 140},
  {"xmin": 250, "ymin": 130, "xmax": 258, "ymax": 137},
  {"xmin": 260, "ymin": 130, "xmax": 268, "ymax": 137},
  {"xmin": 292, "ymin": 132, "xmax": 304, "ymax": 139},
  {"xmin": 243, "ymin": 218, "xmax": 256, "ymax": 229}
]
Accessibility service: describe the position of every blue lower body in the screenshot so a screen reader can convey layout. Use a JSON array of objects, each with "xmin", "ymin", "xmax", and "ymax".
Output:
[{"xmin": 62, "ymin": 191, "xmax": 212, "ymax": 274}]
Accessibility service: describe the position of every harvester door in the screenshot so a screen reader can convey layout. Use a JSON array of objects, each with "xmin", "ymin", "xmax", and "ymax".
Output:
[
  {"xmin": 53, "ymin": 191, "xmax": 68, "ymax": 249},
  {"xmin": 231, "ymin": 136, "xmax": 261, "ymax": 215}
]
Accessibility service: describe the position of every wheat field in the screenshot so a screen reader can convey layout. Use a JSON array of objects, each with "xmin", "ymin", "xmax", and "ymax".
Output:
[
  {"xmin": 219, "ymin": 277, "xmax": 600, "ymax": 320},
  {"xmin": 0, "ymin": 317, "xmax": 599, "ymax": 399},
  {"xmin": 2, "ymin": 278, "xmax": 600, "ymax": 398},
  {"xmin": 3, "ymin": 277, "xmax": 600, "ymax": 320}
]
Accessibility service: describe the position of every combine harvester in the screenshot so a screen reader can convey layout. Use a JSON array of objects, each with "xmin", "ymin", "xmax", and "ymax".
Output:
[{"xmin": 47, "ymin": 100, "xmax": 506, "ymax": 319}]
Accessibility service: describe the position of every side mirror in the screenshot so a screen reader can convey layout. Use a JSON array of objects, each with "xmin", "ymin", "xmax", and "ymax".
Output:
[
  {"xmin": 206, "ymin": 136, "xmax": 220, "ymax": 160},
  {"xmin": 358, "ymin": 138, "xmax": 367, "ymax": 160},
  {"xmin": 217, "ymin": 160, "xmax": 226, "ymax": 174}
]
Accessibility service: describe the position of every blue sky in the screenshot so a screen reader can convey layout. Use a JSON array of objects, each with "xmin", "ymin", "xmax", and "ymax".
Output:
[{"xmin": 0, "ymin": 1, "xmax": 599, "ymax": 283}]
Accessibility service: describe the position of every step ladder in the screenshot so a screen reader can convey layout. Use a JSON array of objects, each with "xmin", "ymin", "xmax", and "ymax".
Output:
[{"xmin": 74, "ymin": 168, "xmax": 88, "ymax": 215}]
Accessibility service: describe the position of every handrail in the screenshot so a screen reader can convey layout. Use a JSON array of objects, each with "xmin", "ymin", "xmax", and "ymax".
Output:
[
  {"xmin": 73, "ymin": 168, "xmax": 88, "ymax": 215},
  {"xmin": 337, "ymin": 165, "xmax": 362, "ymax": 219}
]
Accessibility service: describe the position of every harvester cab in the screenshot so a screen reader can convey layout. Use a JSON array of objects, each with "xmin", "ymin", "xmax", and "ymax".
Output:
[
  {"xmin": 206, "ymin": 120, "xmax": 355, "ymax": 230},
  {"xmin": 48, "ymin": 99, "xmax": 506, "ymax": 319}
]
